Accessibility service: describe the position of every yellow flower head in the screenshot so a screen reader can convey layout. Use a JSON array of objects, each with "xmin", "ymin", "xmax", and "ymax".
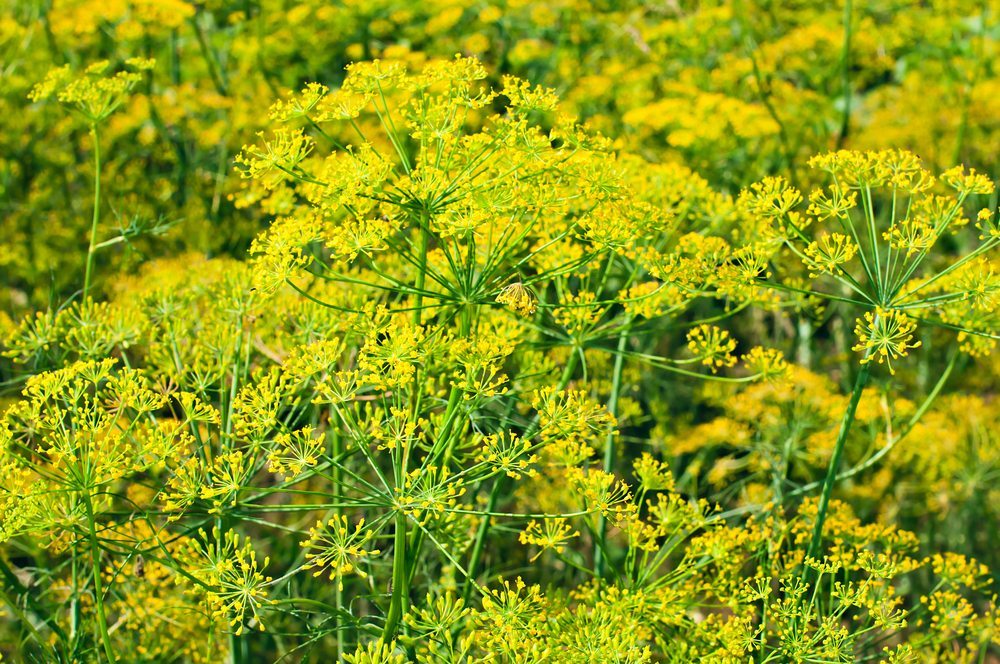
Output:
[
  {"xmin": 852, "ymin": 308, "xmax": 921, "ymax": 374},
  {"xmin": 496, "ymin": 282, "xmax": 538, "ymax": 317},
  {"xmin": 686, "ymin": 324, "xmax": 738, "ymax": 372}
]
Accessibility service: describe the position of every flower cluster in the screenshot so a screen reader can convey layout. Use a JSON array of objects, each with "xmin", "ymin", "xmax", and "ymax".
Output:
[{"xmin": 0, "ymin": 4, "xmax": 997, "ymax": 662}]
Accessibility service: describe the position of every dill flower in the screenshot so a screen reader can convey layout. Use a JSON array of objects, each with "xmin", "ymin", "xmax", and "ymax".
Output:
[
  {"xmin": 852, "ymin": 308, "xmax": 922, "ymax": 375},
  {"xmin": 807, "ymin": 185, "xmax": 858, "ymax": 221},
  {"xmin": 929, "ymin": 553, "xmax": 990, "ymax": 590},
  {"xmin": 501, "ymin": 75, "xmax": 559, "ymax": 112},
  {"xmin": 741, "ymin": 346, "xmax": 788, "ymax": 382},
  {"xmin": 235, "ymin": 128, "xmax": 315, "ymax": 189},
  {"xmin": 183, "ymin": 530, "xmax": 275, "ymax": 636},
  {"xmin": 686, "ymin": 324, "xmax": 738, "ymax": 371},
  {"xmin": 477, "ymin": 432, "xmax": 538, "ymax": 479},
  {"xmin": 939, "ymin": 165, "xmax": 995, "ymax": 197},
  {"xmin": 359, "ymin": 329, "xmax": 426, "ymax": 389},
  {"xmin": 478, "ymin": 577, "xmax": 545, "ymax": 634},
  {"xmin": 739, "ymin": 176, "xmax": 803, "ymax": 223},
  {"xmin": 0, "ymin": 454, "xmax": 44, "ymax": 543},
  {"xmin": 231, "ymin": 368, "xmax": 292, "ymax": 442},
  {"xmin": 301, "ymin": 516, "xmax": 381, "ymax": 591},
  {"xmin": 216, "ymin": 542, "xmax": 274, "ymax": 636},
  {"xmin": 396, "ymin": 467, "xmax": 467, "ymax": 519},
  {"xmin": 883, "ymin": 216, "xmax": 938, "ymax": 257},
  {"xmin": 923, "ymin": 591, "xmax": 976, "ymax": 637},
  {"xmin": 267, "ymin": 427, "xmax": 324, "ymax": 478},
  {"xmin": 6, "ymin": 358, "xmax": 175, "ymax": 491},
  {"xmin": 176, "ymin": 391, "xmax": 222, "ymax": 424},
  {"xmin": 314, "ymin": 369, "xmax": 362, "ymax": 405},
  {"xmin": 519, "ymin": 518, "xmax": 579, "ymax": 561},
  {"xmin": 28, "ymin": 58, "xmax": 154, "ymax": 122},
  {"xmin": 496, "ymin": 282, "xmax": 537, "ymax": 316},
  {"xmin": 632, "ymin": 453, "xmax": 676, "ymax": 492},
  {"xmin": 451, "ymin": 336, "xmax": 514, "ymax": 399},
  {"xmin": 268, "ymin": 82, "xmax": 329, "ymax": 122},
  {"xmin": 532, "ymin": 387, "xmax": 617, "ymax": 451},
  {"xmin": 199, "ymin": 451, "xmax": 252, "ymax": 511},
  {"xmin": 554, "ymin": 291, "xmax": 605, "ymax": 336},
  {"xmin": 742, "ymin": 149, "xmax": 997, "ymax": 375},
  {"xmin": 975, "ymin": 208, "xmax": 998, "ymax": 240},
  {"xmin": 802, "ymin": 232, "xmax": 859, "ymax": 276},
  {"xmin": 403, "ymin": 593, "xmax": 479, "ymax": 659},
  {"xmin": 566, "ymin": 468, "xmax": 632, "ymax": 518},
  {"xmin": 344, "ymin": 641, "xmax": 406, "ymax": 664}
]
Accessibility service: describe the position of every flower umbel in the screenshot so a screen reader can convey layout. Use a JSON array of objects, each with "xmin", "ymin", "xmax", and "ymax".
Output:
[
  {"xmin": 686, "ymin": 324, "xmax": 738, "ymax": 371},
  {"xmin": 302, "ymin": 516, "xmax": 381, "ymax": 591},
  {"xmin": 496, "ymin": 283, "xmax": 538, "ymax": 316},
  {"xmin": 852, "ymin": 308, "xmax": 922, "ymax": 374}
]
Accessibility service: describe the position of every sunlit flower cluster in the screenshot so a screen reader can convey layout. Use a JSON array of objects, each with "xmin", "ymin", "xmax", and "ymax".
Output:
[{"xmin": 0, "ymin": 2, "xmax": 998, "ymax": 662}]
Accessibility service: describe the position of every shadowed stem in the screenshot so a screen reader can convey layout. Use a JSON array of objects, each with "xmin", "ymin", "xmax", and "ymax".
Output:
[
  {"xmin": 83, "ymin": 123, "xmax": 101, "ymax": 299},
  {"xmin": 836, "ymin": 0, "xmax": 854, "ymax": 148},
  {"xmin": 83, "ymin": 492, "xmax": 116, "ymax": 663},
  {"xmin": 381, "ymin": 511, "xmax": 409, "ymax": 643},
  {"xmin": 595, "ymin": 321, "xmax": 631, "ymax": 577},
  {"xmin": 383, "ymin": 212, "xmax": 431, "ymax": 643},
  {"xmin": 805, "ymin": 358, "xmax": 871, "ymax": 563}
]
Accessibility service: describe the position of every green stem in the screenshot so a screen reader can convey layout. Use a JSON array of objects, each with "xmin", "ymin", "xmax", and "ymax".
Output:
[
  {"xmin": 412, "ymin": 212, "xmax": 430, "ymax": 324},
  {"xmin": 836, "ymin": 0, "xmax": 854, "ymax": 148},
  {"xmin": 783, "ymin": 348, "xmax": 958, "ymax": 500},
  {"xmin": 83, "ymin": 123, "xmax": 101, "ymax": 298},
  {"xmin": 71, "ymin": 542, "xmax": 80, "ymax": 641},
  {"xmin": 229, "ymin": 630, "xmax": 243, "ymax": 664},
  {"xmin": 331, "ymin": 424, "xmax": 345, "ymax": 660},
  {"xmin": 840, "ymin": 350, "xmax": 956, "ymax": 479},
  {"xmin": 382, "ymin": 210, "xmax": 432, "ymax": 643},
  {"xmin": 438, "ymin": 303, "xmax": 474, "ymax": 466},
  {"xmin": 190, "ymin": 14, "xmax": 228, "ymax": 96},
  {"xmin": 462, "ymin": 477, "xmax": 504, "ymax": 603},
  {"xmin": 595, "ymin": 322, "xmax": 630, "ymax": 577},
  {"xmin": 83, "ymin": 492, "xmax": 116, "ymax": 663},
  {"xmin": 805, "ymin": 359, "xmax": 871, "ymax": 563},
  {"xmin": 380, "ymin": 214, "xmax": 435, "ymax": 644},
  {"xmin": 382, "ymin": 511, "xmax": 408, "ymax": 642}
]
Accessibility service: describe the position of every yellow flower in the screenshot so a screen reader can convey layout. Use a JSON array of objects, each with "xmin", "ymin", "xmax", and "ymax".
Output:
[
  {"xmin": 496, "ymin": 282, "xmax": 537, "ymax": 316},
  {"xmin": 519, "ymin": 518, "xmax": 579, "ymax": 561},
  {"xmin": 686, "ymin": 324, "xmax": 738, "ymax": 371},
  {"xmin": 803, "ymin": 232, "xmax": 859, "ymax": 276},
  {"xmin": 302, "ymin": 516, "xmax": 381, "ymax": 591},
  {"xmin": 852, "ymin": 308, "xmax": 921, "ymax": 374}
]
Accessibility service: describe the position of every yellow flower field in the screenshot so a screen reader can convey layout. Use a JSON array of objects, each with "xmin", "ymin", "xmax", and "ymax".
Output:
[{"xmin": 1, "ymin": 1, "xmax": 999, "ymax": 661}]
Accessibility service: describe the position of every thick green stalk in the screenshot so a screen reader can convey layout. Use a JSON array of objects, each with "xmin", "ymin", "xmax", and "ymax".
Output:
[
  {"xmin": 83, "ymin": 123, "xmax": 101, "ymax": 299},
  {"xmin": 382, "ymin": 217, "xmax": 429, "ymax": 643},
  {"xmin": 805, "ymin": 359, "xmax": 871, "ymax": 562},
  {"xmin": 412, "ymin": 212, "xmax": 430, "ymax": 324},
  {"xmin": 438, "ymin": 303, "xmax": 474, "ymax": 466},
  {"xmin": 382, "ymin": 512, "xmax": 408, "ymax": 642},
  {"xmin": 462, "ymin": 478, "xmax": 504, "ymax": 603},
  {"xmin": 71, "ymin": 544, "xmax": 80, "ymax": 641},
  {"xmin": 595, "ymin": 323, "xmax": 630, "ymax": 577},
  {"xmin": 229, "ymin": 631, "xmax": 243, "ymax": 664},
  {"xmin": 83, "ymin": 492, "xmax": 116, "ymax": 663},
  {"xmin": 190, "ymin": 15, "xmax": 228, "ymax": 96}
]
